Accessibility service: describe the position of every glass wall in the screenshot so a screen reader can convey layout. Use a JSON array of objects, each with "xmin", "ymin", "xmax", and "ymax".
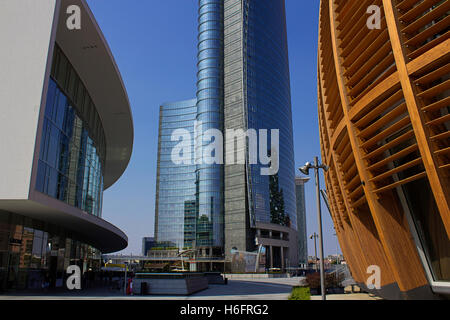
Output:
[
  {"xmin": 35, "ymin": 45, "xmax": 105, "ymax": 217},
  {"xmin": 244, "ymin": 0, "xmax": 296, "ymax": 228},
  {"xmin": 0, "ymin": 211, "xmax": 100, "ymax": 291},
  {"xmin": 401, "ymin": 178, "xmax": 450, "ymax": 282},
  {"xmin": 155, "ymin": 100, "xmax": 198, "ymax": 249},
  {"xmin": 195, "ymin": 0, "xmax": 225, "ymax": 248},
  {"xmin": 295, "ymin": 180, "xmax": 308, "ymax": 265}
]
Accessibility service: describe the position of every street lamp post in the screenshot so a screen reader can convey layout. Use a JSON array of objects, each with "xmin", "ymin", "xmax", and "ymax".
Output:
[
  {"xmin": 310, "ymin": 232, "xmax": 318, "ymax": 271},
  {"xmin": 299, "ymin": 156, "xmax": 329, "ymax": 301},
  {"xmin": 334, "ymin": 232, "xmax": 338, "ymax": 286}
]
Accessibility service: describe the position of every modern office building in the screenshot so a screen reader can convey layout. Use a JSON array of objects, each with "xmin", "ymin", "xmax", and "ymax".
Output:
[
  {"xmin": 222, "ymin": 0, "xmax": 296, "ymax": 269},
  {"xmin": 0, "ymin": 0, "xmax": 133, "ymax": 290},
  {"xmin": 154, "ymin": 0, "xmax": 298, "ymax": 271},
  {"xmin": 141, "ymin": 237, "xmax": 156, "ymax": 256},
  {"xmin": 318, "ymin": 0, "xmax": 449, "ymax": 299},
  {"xmin": 154, "ymin": 99, "xmax": 198, "ymax": 250},
  {"xmin": 295, "ymin": 177, "xmax": 309, "ymax": 266}
]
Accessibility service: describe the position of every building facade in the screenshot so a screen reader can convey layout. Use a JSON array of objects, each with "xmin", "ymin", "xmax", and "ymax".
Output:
[
  {"xmin": 154, "ymin": 0, "xmax": 298, "ymax": 271},
  {"xmin": 318, "ymin": 0, "xmax": 449, "ymax": 299},
  {"xmin": 141, "ymin": 237, "xmax": 156, "ymax": 256},
  {"xmin": 295, "ymin": 177, "xmax": 309, "ymax": 266},
  {"xmin": 154, "ymin": 99, "xmax": 198, "ymax": 250},
  {"xmin": 0, "ymin": 0, "xmax": 133, "ymax": 291},
  {"xmin": 223, "ymin": 0, "xmax": 296, "ymax": 267}
]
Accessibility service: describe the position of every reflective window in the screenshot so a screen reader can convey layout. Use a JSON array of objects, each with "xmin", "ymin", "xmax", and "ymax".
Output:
[
  {"xmin": 244, "ymin": 0, "xmax": 296, "ymax": 228},
  {"xmin": 155, "ymin": 100, "xmax": 199, "ymax": 249},
  {"xmin": 36, "ymin": 45, "xmax": 104, "ymax": 217}
]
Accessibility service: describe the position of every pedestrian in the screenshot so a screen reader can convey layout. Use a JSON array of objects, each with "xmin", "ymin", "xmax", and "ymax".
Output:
[{"xmin": 126, "ymin": 277, "xmax": 133, "ymax": 295}]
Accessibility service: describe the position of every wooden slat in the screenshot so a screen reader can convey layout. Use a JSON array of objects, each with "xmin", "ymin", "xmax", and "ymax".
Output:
[
  {"xmin": 384, "ymin": 0, "xmax": 450, "ymax": 236},
  {"xmin": 329, "ymin": 0, "xmax": 428, "ymax": 293},
  {"xmin": 348, "ymin": 53, "xmax": 395, "ymax": 98},
  {"xmin": 352, "ymin": 194, "xmax": 367, "ymax": 208},
  {"xmin": 396, "ymin": 0, "xmax": 420, "ymax": 11},
  {"xmin": 399, "ymin": 0, "xmax": 442, "ymax": 22},
  {"xmin": 363, "ymin": 129, "xmax": 415, "ymax": 160},
  {"xmin": 404, "ymin": 15, "xmax": 450, "ymax": 47},
  {"xmin": 430, "ymin": 130, "xmax": 450, "ymax": 141},
  {"xmin": 426, "ymin": 113, "xmax": 450, "ymax": 127},
  {"xmin": 349, "ymin": 63, "xmax": 397, "ymax": 106},
  {"xmin": 344, "ymin": 29, "xmax": 390, "ymax": 76},
  {"xmin": 348, "ymin": 184, "xmax": 364, "ymax": 200},
  {"xmin": 342, "ymin": 162, "xmax": 358, "ymax": 182},
  {"xmin": 360, "ymin": 115, "xmax": 411, "ymax": 150},
  {"xmin": 346, "ymin": 173, "xmax": 362, "ymax": 191},
  {"xmin": 417, "ymin": 79, "xmax": 450, "ymax": 99},
  {"xmin": 367, "ymin": 143, "xmax": 419, "ymax": 171},
  {"xmin": 369, "ymin": 157, "xmax": 422, "ymax": 182},
  {"xmin": 407, "ymin": 30, "xmax": 450, "ymax": 60},
  {"xmin": 358, "ymin": 102, "xmax": 408, "ymax": 139},
  {"xmin": 347, "ymin": 40, "xmax": 393, "ymax": 87},
  {"xmin": 435, "ymin": 146, "xmax": 450, "ymax": 157},
  {"xmin": 415, "ymin": 62, "xmax": 450, "ymax": 86},
  {"xmin": 373, "ymin": 171, "xmax": 427, "ymax": 193},
  {"xmin": 407, "ymin": 37, "xmax": 450, "ymax": 75},
  {"xmin": 350, "ymin": 79, "xmax": 402, "ymax": 123},
  {"xmin": 402, "ymin": 1, "xmax": 450, "ymax": 35},
  {"xmin": 422, "ymin": 96, "xmax": 450, "ymax": 113}
]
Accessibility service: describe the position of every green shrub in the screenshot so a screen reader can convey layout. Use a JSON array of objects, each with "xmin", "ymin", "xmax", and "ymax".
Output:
[{"xmin": 289, "ymin": 286, "xmax": 311, "ymax": 300}]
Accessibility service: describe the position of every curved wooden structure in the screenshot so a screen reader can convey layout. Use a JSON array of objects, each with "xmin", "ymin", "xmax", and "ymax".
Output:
[{"xmin": 318, "ymin": 0, "xmax": 449, "ymax": 299}]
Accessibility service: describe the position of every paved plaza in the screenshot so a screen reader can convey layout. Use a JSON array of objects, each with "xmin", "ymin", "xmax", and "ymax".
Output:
[{"xmin": 0, "ymin": 277, "xmax": 379, "ymax": 300}]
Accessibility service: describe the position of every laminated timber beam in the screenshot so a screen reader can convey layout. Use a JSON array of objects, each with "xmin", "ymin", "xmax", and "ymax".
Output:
[
  {"xmin": 318, "ymin": 44, "xmax": 395, "ymax": 288},
  {"xmin": 327, "ymin": 0, "xmax": 429, "ymax": 295},
  {"xmin": 382, "ymin": 0, "xmax": 450, "ymax": 236}
]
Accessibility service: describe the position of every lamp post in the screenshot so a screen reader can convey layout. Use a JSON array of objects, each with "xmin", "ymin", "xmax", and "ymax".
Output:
[
  {"xmin": 334, "ymin": 232, "xmax": 338, "ymax": 286},
  {"xmin": 310, "ymin": 232, "xmax": 318, "ymax": 271},
  {"xmin": 299, "ymin": 156, "xmax": 329, "ymax": 301}
]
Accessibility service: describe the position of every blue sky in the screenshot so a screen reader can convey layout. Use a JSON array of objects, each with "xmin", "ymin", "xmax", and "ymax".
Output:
[{"xmin": 86, "ymin": 0, "xmax": 340, "ymax": 257}]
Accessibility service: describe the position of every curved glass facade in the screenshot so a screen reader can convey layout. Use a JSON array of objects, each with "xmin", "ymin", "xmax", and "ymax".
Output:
[
  {"xmin": 195, "ymin": 0, "xmax": 224, "ymax": 248},
  {"xmin": 245, "ymin": 0, "xmax": 296, "ymax": 228},
  {"xmin": 155, "ymin": 100, "xmax": 197, "ymax": 249},
  {"xmin": 36, "ymin": 46, "xmax": 105, "ymax": 218},
  {"xmin": 0, "ymin": 211, "xmax": 100, "ymax": 291}
]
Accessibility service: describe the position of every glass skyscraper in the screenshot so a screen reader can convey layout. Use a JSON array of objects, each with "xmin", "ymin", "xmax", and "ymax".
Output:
[
  {"xmin": 222, "ymin": 0, "xmax": 296, "ymax": 262},
  {"xmin": 155, "ymin": 0, "xmax": 297, "ymax": 270},
  {"xmin": 195, "ymin": 0, "xmax": 225, "ymax": 250},
  {"xmin": 155, "ymin": 99, "xmax": 197, "ymax": 249},
  {"xmin": 295, "ymin": 177, "xmax": 309, "ymax": 265}
]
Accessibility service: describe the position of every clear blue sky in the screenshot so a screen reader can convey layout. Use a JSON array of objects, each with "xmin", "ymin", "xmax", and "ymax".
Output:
[{"xmin": 86, "ymin": 0, "xmax": 341, "ymax": 257}]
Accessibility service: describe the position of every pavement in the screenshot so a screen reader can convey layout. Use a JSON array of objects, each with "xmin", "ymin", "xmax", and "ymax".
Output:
[
  {"xmin": 310, "ymin": 293, "xmax": 381, "ymax": 300},
  {"xmin": 0, "ymin": 277, "xmax": 379, "ymax": 300}
]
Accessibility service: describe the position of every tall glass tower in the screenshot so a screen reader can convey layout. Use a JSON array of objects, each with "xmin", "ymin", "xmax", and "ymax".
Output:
[
  {"xmin": 155, "ymin": 0, "xmax": 297, "ymax": 269},
  {"xmin": 155, "ymin": 99, "xmax": 198, "ymax": 249},
  {"xmin": 195, "ymin": 0, "xmax": 225, "ymax": 249},
  {"xmin": 223, "ymin": 0, "xmax": 296, "ymax": 259}
]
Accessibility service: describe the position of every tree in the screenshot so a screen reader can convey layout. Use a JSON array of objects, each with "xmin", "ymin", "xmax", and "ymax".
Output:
[{"xmin": 269, "ymin": 174, "xmax": 288, "ymax": 226}]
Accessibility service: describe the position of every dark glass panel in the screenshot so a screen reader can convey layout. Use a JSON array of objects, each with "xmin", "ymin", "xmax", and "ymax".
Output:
[{"xmin": 37, "ymin": 49, "xmax": 105, "ymax": 217}]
